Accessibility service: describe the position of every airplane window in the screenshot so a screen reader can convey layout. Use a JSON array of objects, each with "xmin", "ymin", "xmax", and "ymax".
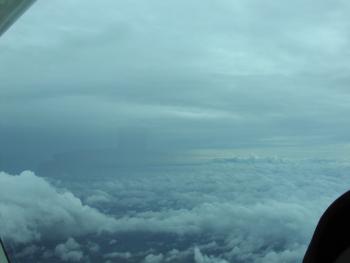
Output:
[{"xmin": 1, "ymin": 0, "xmax": 350, "ymax": 262}]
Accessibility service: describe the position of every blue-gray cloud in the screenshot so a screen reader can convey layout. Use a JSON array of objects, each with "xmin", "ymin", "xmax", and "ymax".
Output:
[{"xmin": 2, "ymin": 0, "xmax": 350, "ymax": 173}]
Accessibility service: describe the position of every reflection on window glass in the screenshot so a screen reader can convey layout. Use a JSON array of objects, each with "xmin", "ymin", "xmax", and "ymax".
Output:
[{"xmin": 1, "ymin": 0, "xmax": 350, "ymax": 262}]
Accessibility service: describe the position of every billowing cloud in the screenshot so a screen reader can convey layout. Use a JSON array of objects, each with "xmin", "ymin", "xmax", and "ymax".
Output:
[
  {"xmin": 54, "ymin": 238, "xmax": 84, "ymax": 262},
  {"xmin": 194, "ymin": 247, "xmax": 228, "ymax": 263},
  {"xmin": 0, "ymin": 171, "xmax": 117, "ymax": 243},
  {"xmin": 54, "ymin": 157, "xmax": 350, "ymax": 262},
  {"xmin": 1, "ymin": 157, "xmax": 350, "ymax": 262},
  {"xmin": 143, "ymin": 253, "xmax": 164, "ymax": 263}
]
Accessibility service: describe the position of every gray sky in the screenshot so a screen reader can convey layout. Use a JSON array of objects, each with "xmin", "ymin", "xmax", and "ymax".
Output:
[{"xmin": 1, "ymin": 0, "xmax": 350, "ymax": 173}]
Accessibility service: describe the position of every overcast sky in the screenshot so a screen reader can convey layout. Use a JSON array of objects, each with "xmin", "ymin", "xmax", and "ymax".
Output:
[{"xmin": 1, "ymin": 0, "xmax": 350, "ymax": 173}]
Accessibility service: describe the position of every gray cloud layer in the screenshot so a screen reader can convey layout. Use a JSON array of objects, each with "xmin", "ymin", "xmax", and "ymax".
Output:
[{"xmin": 1, "ymin": 0, "xmax": 350, "ymax": 172}]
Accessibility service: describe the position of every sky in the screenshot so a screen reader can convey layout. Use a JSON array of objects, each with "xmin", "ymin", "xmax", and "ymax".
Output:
[
  {"xmin": 1, "ymin": 0, "xmax": 350, "ymax": 262},
  {"xmin": 2, "ymin": 0, "xmax": 350, "ymax": 173}
]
